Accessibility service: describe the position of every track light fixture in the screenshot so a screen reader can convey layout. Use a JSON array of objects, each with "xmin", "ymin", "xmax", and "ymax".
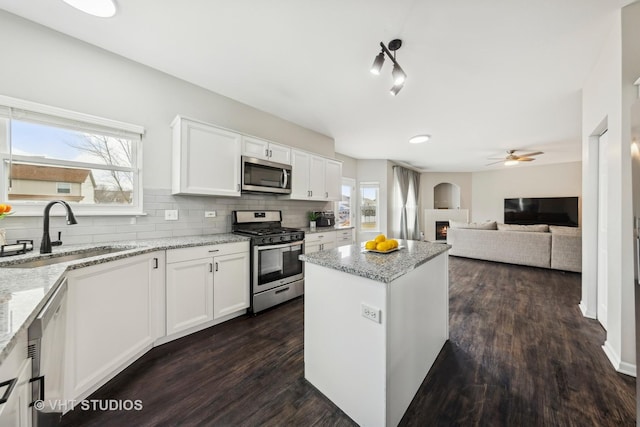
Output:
[{"xmin": 370, "ymin": 39, "xmax": 406, "ymax": 95}]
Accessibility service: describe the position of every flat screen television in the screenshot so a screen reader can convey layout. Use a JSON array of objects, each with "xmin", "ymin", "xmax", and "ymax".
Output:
[{"xmin": 504, "ymin": 197, "xmax": 579, "ymax": 227}]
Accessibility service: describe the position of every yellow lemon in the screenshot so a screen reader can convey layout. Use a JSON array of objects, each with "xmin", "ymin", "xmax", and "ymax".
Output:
[
  {"xmin": 376, "ymin": 241, "xmax": 389, "ymax": 251},
  {"xmin": 374, "ymin": 234, "xmax": 386, "ymax": 243},
  {"xmin": 389, "ymin": 239, "xmax": 398, "ymax": 249},
  {"xmin": 365, "ymin": 240, "xmax": 377, "ymax": 250}
]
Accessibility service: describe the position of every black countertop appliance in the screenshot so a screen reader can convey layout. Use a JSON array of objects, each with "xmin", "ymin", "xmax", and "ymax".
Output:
[{"xmin": 314, "ymin": 211, "xmax": 335, "ymax": 228}]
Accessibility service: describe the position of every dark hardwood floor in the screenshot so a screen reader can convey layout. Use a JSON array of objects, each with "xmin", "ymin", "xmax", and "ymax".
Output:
[{"xmin": 61, "ymin": 257, "xmax": 635, "ymax": 426}]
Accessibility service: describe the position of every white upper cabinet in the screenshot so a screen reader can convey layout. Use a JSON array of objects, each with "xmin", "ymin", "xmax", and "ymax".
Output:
[
  {"xmin": 325, "ymin": 159, "xmax": 342, "ymax": 201},
  {"xmin": 309, "ymin": 155, "xmax": 326, "ymax": 200},
  {"xmin": 288, "ymin": 149, "xmax": 342, "ymax": 201},
  {"xmin": 290, "ymin": 149, "xmax": 312, "ymax": 199},
  {"xmin": 171, "ymin": 116, "xmax": 241, "ymax": 197},
  {"xmin": 242, "ymin": 136, "xmax": 291, "ymax": 165}
]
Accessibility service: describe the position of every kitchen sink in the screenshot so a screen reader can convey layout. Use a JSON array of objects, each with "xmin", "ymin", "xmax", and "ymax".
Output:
[{"xmin": 2, "ymin": 247, "xmax": 131, "ymax": 268}]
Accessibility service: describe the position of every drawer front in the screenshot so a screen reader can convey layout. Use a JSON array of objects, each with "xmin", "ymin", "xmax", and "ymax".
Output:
[
  {"xmin": 167, "ymin": 241, "xmax": 249, "ymax": 264},
  {"xmin": 306, "ymin": 231, "xmax": 336, "ymax": 245},
  {"xmin": 337, "ymin": 229, "xmax": 352, "ymax": 239}
]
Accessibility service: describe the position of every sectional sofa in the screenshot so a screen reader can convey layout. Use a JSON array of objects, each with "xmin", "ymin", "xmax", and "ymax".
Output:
[{"xmin": 446, "ymin": 221, "xmax": 581, "ymax": 273}]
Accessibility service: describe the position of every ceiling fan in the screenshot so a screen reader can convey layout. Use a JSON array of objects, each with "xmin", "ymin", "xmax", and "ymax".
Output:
[{"xmin": 486, "ymin": 150, "xmax": 544, "ymax": 166}]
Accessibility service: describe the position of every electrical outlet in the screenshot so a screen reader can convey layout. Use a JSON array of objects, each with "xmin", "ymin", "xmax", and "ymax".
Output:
[
  {"xmin": 164, "ymin": 209, "xmax": 178, "ymax": 220},
  {"xmin": 205, "ymin": 211, "xmax": 217, "ymax": 218},
  {"xmin": 361, "ymin": 303, "xmax": 381, "ymax": 323}
]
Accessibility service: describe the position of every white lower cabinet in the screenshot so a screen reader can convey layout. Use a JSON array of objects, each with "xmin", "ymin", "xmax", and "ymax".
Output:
[
  {"xmin": 165, "ymin": 241, "xmax": 249, "ymax": 338},
  {"xmin": 213, "ymin": 251, "xmax": 250, "ymax": 319},
  {"xmin": 336, "ymin": 228, "xmax": 355, "ymax": 246},
  {"xmin": 64, "ymin": 251, "xmax": 165, "ymax": 405},
  {"xmin": 0, "ymin": 332, "xmax": 31, "ymax": 427},
  {"xmin": 166, "ymin": 257, "xmax": 214, "ymax": 335},
  {"xmin": 305, "ymin": 231, "xmax": 337, "ymax": 254}
]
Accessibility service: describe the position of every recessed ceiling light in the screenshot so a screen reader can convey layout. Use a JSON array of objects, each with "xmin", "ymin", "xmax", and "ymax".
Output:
[
  {"xmin": 409, "ymin": 135, "xmax": 431, "ymax": 144},
  {"xmin": 62, "ymin": 0, "xmax": 117, "ymax": 17}
]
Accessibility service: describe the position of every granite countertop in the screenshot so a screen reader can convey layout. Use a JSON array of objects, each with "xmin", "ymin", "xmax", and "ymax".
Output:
[
  {"xmin": 0, "ymin": 233, "xmax": 250, "ymax": 363},
  {"xmin": 299, "ymin": 239, "xmax": 450, "ymax": 284}
]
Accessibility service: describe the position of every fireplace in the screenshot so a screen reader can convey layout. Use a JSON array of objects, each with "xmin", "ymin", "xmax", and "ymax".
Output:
[{"xmin": 435, "ymin": 221, "xmax": 449, "ymax": 241}]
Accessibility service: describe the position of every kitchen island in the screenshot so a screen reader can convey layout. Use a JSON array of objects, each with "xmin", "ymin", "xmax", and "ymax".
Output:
[{"xmin": 300, "ymin": 240, "xmax": 450, "ymax": 427}]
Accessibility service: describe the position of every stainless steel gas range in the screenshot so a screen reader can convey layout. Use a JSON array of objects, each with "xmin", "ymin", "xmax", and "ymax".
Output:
[{"xmin": 232, "ymin": 210, "xmax": 305, "ymax": 313}]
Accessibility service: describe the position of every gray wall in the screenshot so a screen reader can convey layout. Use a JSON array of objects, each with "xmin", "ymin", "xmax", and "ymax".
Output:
[
  {"xmin": 336, "ymin": 153, "xmax": 357, "ymax": 179},
  {"xmin": 471, "ymin": 161, "xmax": 582, "ymax": 224},
  {"xmin": 0, "ymin": 10, "xmax": 335, "ymax": 245}
]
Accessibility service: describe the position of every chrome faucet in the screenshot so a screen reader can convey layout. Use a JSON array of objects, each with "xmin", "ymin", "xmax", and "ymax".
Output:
[{"xmin": 40, "ymin": 200, "xmax": 78, "ymax": 254}]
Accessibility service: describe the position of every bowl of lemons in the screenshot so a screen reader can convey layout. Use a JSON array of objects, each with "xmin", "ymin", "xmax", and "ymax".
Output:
[{"xmin": 364, "ymin": 234, "xmax": 401, "ymax": 253}]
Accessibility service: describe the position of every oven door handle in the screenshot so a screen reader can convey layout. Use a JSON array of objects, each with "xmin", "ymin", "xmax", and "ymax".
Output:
[
  {"xmin": 281, "ymin": 169, "xmax": 288, "ymax": 189},
  {"xmin": 256, "ymin": 240, "xmax": 304, "ymax": 251}
]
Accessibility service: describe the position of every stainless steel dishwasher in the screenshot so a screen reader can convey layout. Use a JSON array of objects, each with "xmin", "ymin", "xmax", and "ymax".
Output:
[{"xmin": 28, "ymin": 279, "xmax": 67, "ymax": 427}]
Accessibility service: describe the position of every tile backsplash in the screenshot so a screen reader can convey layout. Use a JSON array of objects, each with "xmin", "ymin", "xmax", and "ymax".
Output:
[{"xmin": 0, "ymin": 189, "xmax": 331, "ymax": 248}]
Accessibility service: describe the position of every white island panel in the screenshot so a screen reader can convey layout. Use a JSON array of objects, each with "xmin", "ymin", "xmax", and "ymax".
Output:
[
  {"xmin": 304, "ymin": 262, "xmax": 388, "ymax": 425},
  {"xmin": 387, "ymin": 252, "xmax": 448, "ymax": 425}
]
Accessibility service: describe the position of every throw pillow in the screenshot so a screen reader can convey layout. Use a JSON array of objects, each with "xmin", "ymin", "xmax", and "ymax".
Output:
[
  {"xmin": 497, "ymin": 223, "xmax": 549, "ymax": 232},
  {"xmin": 449, "ymin": 221, "xmax": 497, "ymax": 230},
  {"xmin": 549, "ymin": 225, "xmax": 581, "ymax": 236}
]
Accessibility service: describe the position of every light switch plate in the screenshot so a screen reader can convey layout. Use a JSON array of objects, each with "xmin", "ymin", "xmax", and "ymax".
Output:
[{"xmin": 205, "ymin": 211, "xmax": 217, "ymax": 218}]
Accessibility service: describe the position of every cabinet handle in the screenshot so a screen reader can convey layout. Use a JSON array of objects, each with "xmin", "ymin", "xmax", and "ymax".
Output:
[
  {"xmin": 28, "ymin": 376, "xmax": 44, "ymax": 406},
  {"xmin": 209, "ymin": 263, "xmax": 213, "ymax": 273},
  {"xmin": 265, "ymin": 148, "xmax": 269, "ymax": 157},
  {"xmin": 310, "ymin": 190, "xmax": 313, "ymax": 197},
  {"xmin": 0, "ymin": 377, "xmax": 17, "ymax": 405},
  {"xmin": 269, "ymin": 149, "xmax": 272, "ymax": 157},
  {"xmin": 325, "ymin": 192, "xmax": 328, "ymax": 198},
  {"xmin": 208, "ymin": 249, "xmax": 220, "ymax": 253},
  {"xmin": 215, "ymin": 262, "xmax": 219, "ymax": 272},
  {"xmin": 153, "ymin": 258, "xmax": 158, "ymax": 269},
  {"xmin": 275, "ymin": 287, "xmax": 290, "ymax": 295}
]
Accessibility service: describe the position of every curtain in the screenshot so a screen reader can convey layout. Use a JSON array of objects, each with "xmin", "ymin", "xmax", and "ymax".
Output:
[
  {"xmin": 407, "ymin": 169, "xmax": 420, "ymax": 239},
  {"xmin": 393, "ymin": 165, "xmax": 421, "ymax": 240}
]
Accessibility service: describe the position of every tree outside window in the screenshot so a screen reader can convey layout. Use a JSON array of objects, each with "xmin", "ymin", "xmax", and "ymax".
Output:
[{"xmin": 0, "ymin": 98, "xmax": 143, "ymax": 215}]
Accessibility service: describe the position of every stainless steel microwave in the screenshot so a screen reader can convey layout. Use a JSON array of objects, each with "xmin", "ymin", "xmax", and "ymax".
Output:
[{"xmin": 241, "ymin": 156, "xmax": 292, "ymax": 194}]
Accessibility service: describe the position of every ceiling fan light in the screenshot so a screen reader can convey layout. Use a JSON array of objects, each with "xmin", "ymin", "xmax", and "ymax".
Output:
[
  {"xmin": 504, "ymin": 160, "xmax": 519, "ymax": 166},
  {"xmin": 409, "ymin": 135, "xmax": 431, "ymax": 144},
  {"xmin": 62, "ymin": 0, "xmax": 116, "ymax": 17},
  {"xmin": 370, "ymin": 51, "xmax": 385, "ymax": 75},
  {"xmin": 392, "ymin": 63, "xmax": 406, "ymax": 85},
  {"xmin": 389, "ymin": 83, "xmax": 403, "ymax": 96}
]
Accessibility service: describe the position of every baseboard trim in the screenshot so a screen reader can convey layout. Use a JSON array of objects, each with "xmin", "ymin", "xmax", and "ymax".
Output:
[
  {"xmin": 602, "ymin": 340, "xmax": 637, "ymax": 377},
  {"xmin": 579, "ymin": 301, "xmax": 596, "ymax": 319},
  {"xmin": 618, "ymin": 361, "xmax": 637, "ymax": 377}
]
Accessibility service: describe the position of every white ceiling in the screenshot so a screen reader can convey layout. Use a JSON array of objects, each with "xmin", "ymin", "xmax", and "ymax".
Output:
[{"xmin": 0, "ymin": 0, "xmax": 634, "ymax": 171}]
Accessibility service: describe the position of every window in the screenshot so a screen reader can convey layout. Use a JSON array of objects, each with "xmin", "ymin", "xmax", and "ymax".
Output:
[
  {"xmin": 0, "ymin": 95, "xmax": 144, "ymax": 215},
  {"xmin": 56, "ymin": 182, "xmax": 71, "ymax": 194},
  {"xmin": 335, "ymin": 177, "xmax": 355, "ymax": 227},
  {"xmin": 360, "ymin": 182, "xmax": 379, "ymax": 232}
]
